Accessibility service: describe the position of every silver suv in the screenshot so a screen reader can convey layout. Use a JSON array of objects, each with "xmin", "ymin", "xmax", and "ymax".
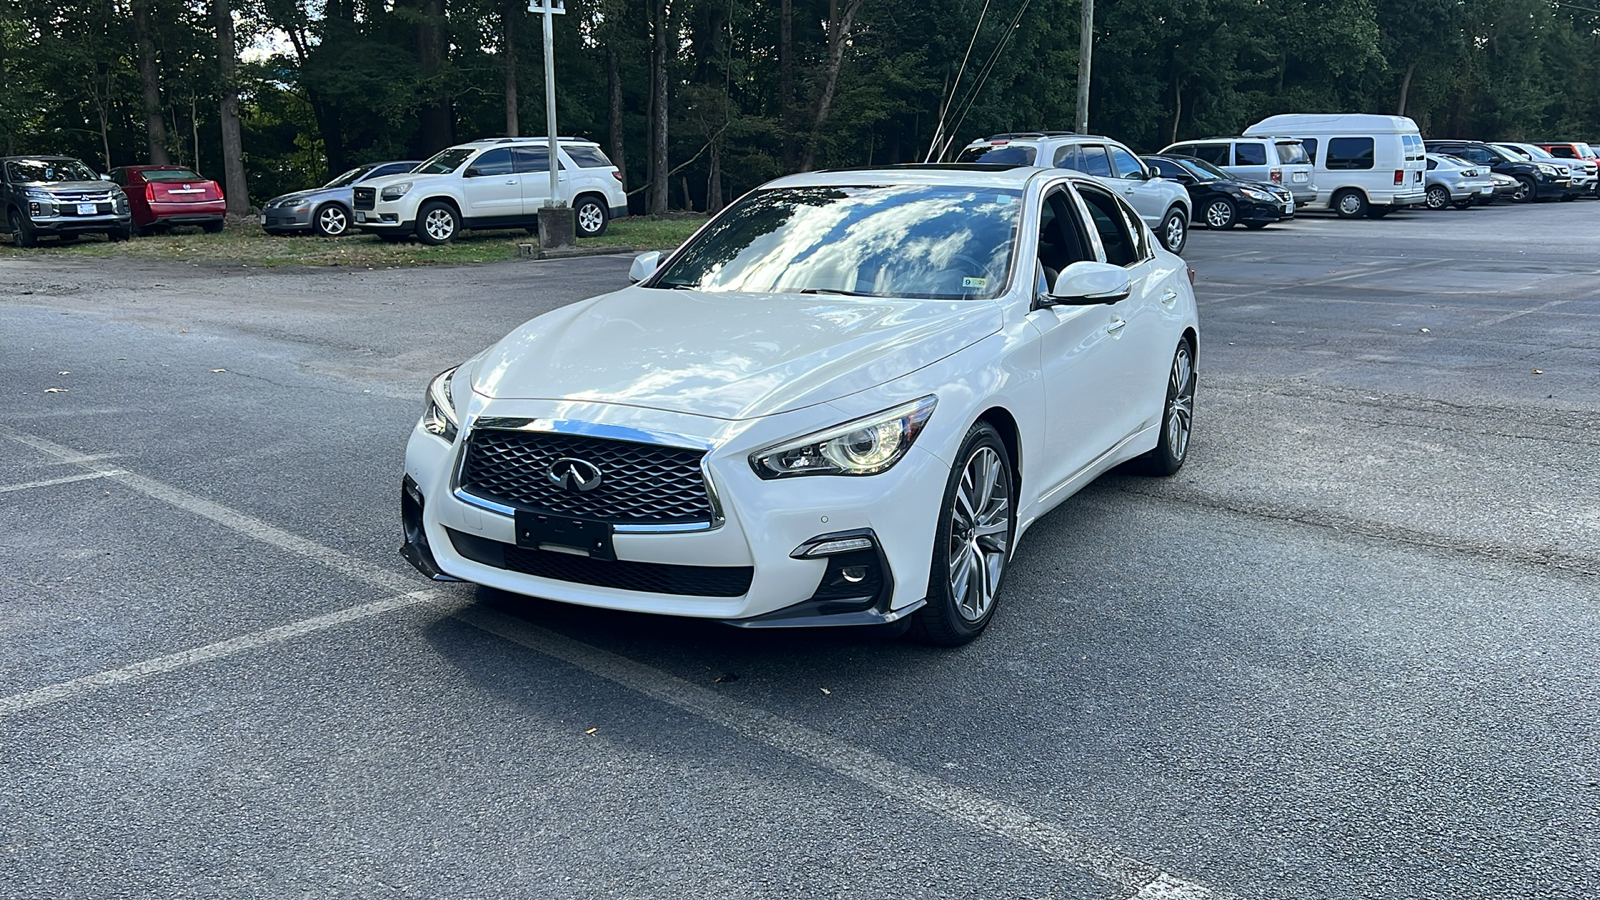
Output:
[
  {"xmin": 1159, "ymin": 136, "xmax": 1317, "ymax": 206},
  {"xmin": 958, "ymin": 132, "xmax": 1193, "ymax": 254}
]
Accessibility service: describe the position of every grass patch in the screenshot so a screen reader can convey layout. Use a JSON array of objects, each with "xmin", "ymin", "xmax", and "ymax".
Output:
[{"xmin": 0, "ymin": 215, "xmax": 707, "ymax": 268}]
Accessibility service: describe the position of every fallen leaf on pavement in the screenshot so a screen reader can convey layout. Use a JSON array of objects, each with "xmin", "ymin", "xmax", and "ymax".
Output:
[
  {"xmin": 211, "ymin": 368, "xmax": 227, "ymax": 373},
  {"xmin": 44, "ymin": 387, "xmax": 68, "ymax": 393}
]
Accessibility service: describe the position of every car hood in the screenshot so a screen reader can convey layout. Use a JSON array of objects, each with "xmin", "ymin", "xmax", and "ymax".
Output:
[
  {"xmin": 470, "ymin": 286, "xmax": 1002, "ymax": 420},
  {"xmin": 267, "ymin": 188, "xmax": 333, "ymax": 206},
  {"xmin": 21, "ymin": 180, "xmax": 118, "ymax": 194}
]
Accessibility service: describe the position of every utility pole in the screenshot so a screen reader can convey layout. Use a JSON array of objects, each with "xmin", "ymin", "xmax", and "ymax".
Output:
[
  {"xmin": 1075, "ymin": 0, "xmax": 1093, "ymax": 133},
  {"xmin": 531, "ymin": 0, "xmax": 575, "ymax": 251}
]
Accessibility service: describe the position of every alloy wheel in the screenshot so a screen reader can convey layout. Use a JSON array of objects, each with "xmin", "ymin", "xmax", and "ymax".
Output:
[
  {"xmin": 1425, "ymin": 186, "xmax": 1449, "ymax": 210},
  {"xmin": 1205, "ymin": 200, "xmax": 1233, "ymax": 228},
  {"xmin": 1164, "ymin": 215, "xmax": 1186, "ymax": 252},
  {"xmin": 577, "ymin": 202, "xmax": 604, "ymax": 235},
  {"xmin": 424, "ymin": 208, "xmax": 455, "ymax": 242},
  {"xmin": 318, "ymin": 206, "xmax": 348, "ymax": 237},
  {"xmin": 1166, "ymin": 342, "xmax": 1195, "ymax": 462},
  {"xmin": 947, "ymin": 445, "xmax": 1011, "ymax": 623}
]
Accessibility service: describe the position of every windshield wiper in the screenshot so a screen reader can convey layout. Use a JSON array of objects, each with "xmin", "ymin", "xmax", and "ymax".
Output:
[{"xmin": 798, "ymin": 287, "xmax": 875, "ymax": 297}]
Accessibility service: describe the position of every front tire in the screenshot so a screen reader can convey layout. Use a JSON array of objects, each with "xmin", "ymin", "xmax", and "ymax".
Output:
[
  {"xmin": 1158, "ymin": 208, "xmax": 1188, "ymax": 254},
  {"xmin": 1204, "ymin": 198, "xmax": 1236, "ymax": 229},
  {"xmin": 416, "ymin": 201, "xmax": 459, "ymax": 245},
  {"xmin": 574, "ymin": 195, "xmax": 609, "ymax": 237},
  {"xmin": 911, "ymin": 422, "xmax": 1014, "ymax": 647},
  {"xmin": 313, "ymin": 203, "xmax": 350, "ymax": 237},
  {"xmin": 107, "ymin": 224, "xmax": 132, "ymax": 242},
  {"xmin": 10, "ymin": 209, "xmax": 37, "ymax": 247},
  {"xmin": 1512, "ymin": 177, "xmax": 1535, "ymax": 203},
  {"xmin": 1134, "ymin": 339, "xmax": 1196, "ymax": 476},
  {"xmin": 1425, "ymin": 185, "xmax": 1450, "ymax": 210}
]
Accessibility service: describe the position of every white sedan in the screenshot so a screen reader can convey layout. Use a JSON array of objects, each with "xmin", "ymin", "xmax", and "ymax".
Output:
[{"xmin": 401, "ymin": 165, "xmax": 1199, "ymax": 645}]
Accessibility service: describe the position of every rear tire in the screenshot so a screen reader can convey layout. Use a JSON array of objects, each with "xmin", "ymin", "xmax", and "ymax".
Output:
[
  {"xmin": 574, "ymin": 195, "xmax": 610, "ymax": 237},
  {"xmin": 10, "ymin": 209, "xmax": 37, "ymax": 247},
  {"xmin": 1333, "ymin": 189, "xmax": 1368, "ymax": 219},
  {"xmin": 1425, "ymin": 185, "xmax": 1450, "ymax": 210},
  {"xmin": 1452, "ymin": 200, "xmax": 1473, "ymax": 210},
  {"xmin": 910, "ymin": 422, "xmax": 1014, "ymax": 647}
]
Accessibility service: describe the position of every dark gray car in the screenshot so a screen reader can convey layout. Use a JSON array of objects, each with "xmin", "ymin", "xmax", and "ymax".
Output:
[
  {"xmin": 1, "ymin": 156, "xmax": 133, "ymax": 247},
  {"xmin": 261, "ymin": 160, "xmax": 420, "ymax": 237}
]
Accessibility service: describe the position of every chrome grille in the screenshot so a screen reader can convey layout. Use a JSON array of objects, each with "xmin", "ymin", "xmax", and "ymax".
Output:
[
  {"xmin": 460, "ymin": 430, "xmax": 712, "ymax": 524},
  {"xmin": 353, "ymin": 187, "xmax": 376, "ymax": 210}
]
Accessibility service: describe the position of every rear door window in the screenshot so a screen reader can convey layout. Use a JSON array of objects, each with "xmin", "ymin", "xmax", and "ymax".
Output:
[
  {"xmin": 1186, "ymin": 143, "xmax": 1231, "ymax": 166},
  {"xmin": 1548, "ymin": 146, "xmax": 1575, "ymax": 158},
  {"xmin": 1233, "ymin": 143, "xmax": 1267, "ymax": 166},
  {"xmin": 512, "ymin": 147, "xmax": 563, "ymax": 173},
  {"xmin": 563, "ymin": 145, "xmax": 614, "ymax": 168},
  {"xmin": 1077, "ymin": 145, "xmax": 1113, "ymax": 176},
  {"xmin": 1052, "ymin": 144, "xmax": 1082, "ymax": 169},
  {"xmin": 1326, "ymin": 137, "xmax": 1375, "ymax": 170}
]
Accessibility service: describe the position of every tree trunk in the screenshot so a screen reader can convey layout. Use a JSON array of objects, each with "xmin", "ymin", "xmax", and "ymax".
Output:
[
  {"xmin": 706, "ymin": 138, "xmax": 722, "ymax": 213},
  {"xmin": 779, "ymin": 0, "xmax": 795, "ymax": 170},
  {"xmin": 213, "ymin": 0, "xmax": 249, "ymax": 214},
  {"xmin": 414, "ymin": 0, "xmax": 454, "ymax": 155},
  {"xmin": 800, "ymin": 0, "xmax": 864, "ymax": 172},
  {"xmin": 503, "ymin": 2, "xmax": 519, "ymax": 136},
  {"xmin": 648, "ymin": 0, "xmax": 669, "ymax": 215},
  {"xmin": 607, "ymin": 46, "xmax": 627, "ymax": 190},
  {"xmin": 91, "ymin": 68, "xmax": 112, "ymax": 171},
  {"xmin": 132, "ymin": 0, "xmax": 170, "ymax": 165},
  {"xmin": 1170, "ymin": 74, "xmax": 1182, "ymax": 146},
  {"xmin": 191, "ymin": 95, "xmax": 201, "ymax": 171},
  {"xmin": 1397, "ymin": 61, "xmax": 1418, "ymax": 117}
]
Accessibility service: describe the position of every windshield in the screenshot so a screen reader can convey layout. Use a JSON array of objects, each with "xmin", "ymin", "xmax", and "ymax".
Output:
[
  {"xmin": 1176, "ymin": 157, "xmax": 1230, "ymax": 180},
  {"xmin": 1517, "ymin": 144, "xmax": 1557, "ymax": 160},
  {"xmin": 7, "ymin": 158, "xmax": 97, "ymax": 183},
  {"xmin": 1579, "ymin": 143, "xmax": 1596, "ymax": 158},
  {"xmin": 414, "ymin": 148, "xmax": 473, "ymax": 175},
  {"xmin": 323, "ymin": 167, "xmax": 369, "ymax": 188},
  {"xmin": 652, "ymin": 184, "xmax": 1021, "ymax": 300},
  {"xmin": 1496, "ymin": 145, "xmax": 1532, "ymax": 160},
  {"xmin": 140, "ymin": 168, "xmax": 205, "ymax": 183},
  {"xmin": 956, "ymin": 144, "xmax": 1037, "ymax": 166}
]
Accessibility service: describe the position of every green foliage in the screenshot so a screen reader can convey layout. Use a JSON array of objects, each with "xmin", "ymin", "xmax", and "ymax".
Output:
[{"xmin": 3, "ymin": 0, "xmax": 1598, "ymax": 209}]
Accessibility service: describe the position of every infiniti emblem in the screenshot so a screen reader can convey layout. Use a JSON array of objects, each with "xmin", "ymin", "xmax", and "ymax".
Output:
[{"xmin": 547, "ymin": 457, "xmax": 604, "ymax": 493}]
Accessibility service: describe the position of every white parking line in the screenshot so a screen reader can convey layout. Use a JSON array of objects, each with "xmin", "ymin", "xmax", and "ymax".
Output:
[
  {"xmin": 0, "ymin": 470, "xmax": 118, "ymax": 494},
  {"xmin": 0, "ymin": 424, "xmax": 1241, "ymax": 900},
  {"xmin": 0, "ymin": 589, "xmax": 447, "ymax": 717}
]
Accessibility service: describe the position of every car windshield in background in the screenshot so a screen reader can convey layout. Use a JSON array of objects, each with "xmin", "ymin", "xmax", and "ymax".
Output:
[
  {"xmin": 1176, "ymin": 157, "xmax": 1231, "ymax": 180},
  {"xmin": 324, "ymin": 167, "xmax": 369, "ymax": 188},
  {"xmin": 415, "ymin": 148, "xmax": 473, "ymax": 175},
  {"xmin": 653, "ymin": 184, "xmax": 1021, "ymax": 301},
  {"xmin": 140, "ymin": 169, "xmax": 204, "ymax": 182},
  {"xmin": 956, "ymin": 145, "xmax": 1037, "ymax": 166},
  {"xmin": 1275, "ymin": 142, "xmax": 1311, "ymax": 164},
  {"xmin": 1519, "ymin": 145, "xmax": 1558, "ymax": 160},
  {"xmin": 7, "ymin": 159, "xmax": 97, "ymax": 183}
]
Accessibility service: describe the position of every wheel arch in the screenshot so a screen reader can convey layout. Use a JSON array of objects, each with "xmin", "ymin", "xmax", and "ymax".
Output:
[
  {"xmin": 418, "ymin": 195, "xmax": 463, "ymax": 217},
  {"xmin": 973, "ymin": 406, "xmax": 1022, "ymax": 495},
  {"xmin": 1181, "ymin": 326, "xmax": 1199, "ymax": 371},
  {"xmin": 573, "ymin": 190, "xmax": 608, "ymax": 211}
]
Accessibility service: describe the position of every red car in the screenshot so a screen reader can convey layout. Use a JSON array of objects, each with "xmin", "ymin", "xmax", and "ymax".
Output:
[{"xmin": 108, "ymin": 165, "xmax": 226, "ymax": 234}]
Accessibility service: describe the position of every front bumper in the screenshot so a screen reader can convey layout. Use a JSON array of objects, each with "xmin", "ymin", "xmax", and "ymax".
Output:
[
  {"xmin": 400, "ymin": 403, "xmax": 946, "ymax": 624},
  {"xmin": 261, "ymin": 208, "xmax": 313, "ymax": 231},
  {"xmin": 1236, "ymin": 194, "xmax": 1294, "ymax": 223},
  {"xmin": 353, "ymin": 205, "xmax": 413, "ymax": 233},
  {"xmin": 24, "ymin": 212, "xmax": 131, "ymax": 234}
]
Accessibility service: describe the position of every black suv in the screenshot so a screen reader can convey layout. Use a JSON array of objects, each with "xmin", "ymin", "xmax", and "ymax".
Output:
[
  {"xmin": 2, "ymin": 156, "xmax": 133, "ymax": 246},
  {"xmin": 1423, "ymin": 141, "xmax": 1568, "ymax": 203}
]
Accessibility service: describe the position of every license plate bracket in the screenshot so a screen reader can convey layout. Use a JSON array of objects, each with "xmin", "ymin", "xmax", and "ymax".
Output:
[{"xmin": 515, "ymin": 511, "xmax": 615, "ymax": 560}]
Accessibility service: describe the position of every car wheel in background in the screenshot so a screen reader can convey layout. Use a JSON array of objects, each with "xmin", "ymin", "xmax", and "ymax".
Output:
[
  {"xmin": 58, "ymin": 233, "xmax": 78, "ymax": 244},
  {"xmin": 1244, "ymin": 221, "xmax": 1270, "ymax": 230},
  {"xmin": 1367, "ymin": 205, "xmax": 1394, "ymax": 219},
  {"xmin": 1452, "ymin": 200, "xmax": 1474, "ymax": 210},
  {"xmin": 378, "ymin": 233, "xmax": 409, "ymax": 243},
  {"xmin": 313, "ymin": 204, "xmax": 350, "ymax": 237},
  {"xmin": 1204, "ymin": 198, "xmax": 1236, "ymax": 229},
  {"xmin": 416, "ymin": 201, "xmax": 458, "ymax": 245},
  {"xmin": 912, "ymin": 421, "xmax": 1014, "ymax": 647},
  {"xmin": 1134, "ymin": 338, "xmax": 1196, "ymax": 477},
  {"xmin": 1511, "ymin": 177, "xmax": 1535, "ymax": 203},
  {"xmin": 203, "ymin": 220, "xmax": 224, "ymax": 234},
  {"xmin": 574, "ymin": 196, "xmax": 609, "ymax": 238},
  {"xmin": 1333, "ymin": 189, "xmax": 1368, "ymax": 219},
  {"xmin": 1159, "ymin": 208, "xmax": 1188, "ymax": 254},
  {"xmin": 107, "ymin": 224, "xmax": 131, "ymax": 242},
  {"xmin": 1560, "ymin": 192, "xmax": 1578, "ymax": 202},
  {"xmin": 1425, "ymin": 185, "xmax": 1450, "ymax": 210},
  {"xmin": 10, "ymin": 209, "xmax": 37, "ymax": 247}
]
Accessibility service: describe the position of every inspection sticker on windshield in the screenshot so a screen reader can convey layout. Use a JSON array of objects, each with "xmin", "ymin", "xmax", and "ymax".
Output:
[{"xmin": 962, "ymin": 277, "xmax": 988, "ymax": 289}]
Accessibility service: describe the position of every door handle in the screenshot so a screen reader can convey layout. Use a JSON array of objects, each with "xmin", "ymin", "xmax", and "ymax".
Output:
[
  {"xmin": 504, "ymin": 179, "xmax": 517, "ymax": 184},
  {"xmin": 1106, "ymin": 318, "xmax": 1127, "ymax": 335},
  {"xmin": 1161, "ymin": 289, "xmax": 1178, "ymax": 306}
]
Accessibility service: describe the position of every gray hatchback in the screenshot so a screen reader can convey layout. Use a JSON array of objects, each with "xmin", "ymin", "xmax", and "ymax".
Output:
[{"xmin": 261, "ymin": 160, "xmax": 419, "ymax": 237}]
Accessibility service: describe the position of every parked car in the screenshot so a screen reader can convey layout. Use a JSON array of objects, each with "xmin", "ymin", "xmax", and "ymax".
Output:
[
  {"xmin": 1243, "ymin": 114, "xmax": 1427, "ymax": 218},
  {"xmin": 1493, "ymin": 143, "xmax": 1593, "ymax": 199},
  {"xmin": 1143, "ymin": 154, "xmax": 1295, "ymax": 229},
  {"xmin": 108, "ymin": 165, "xmax": 225, "ymax": 234},
  {"xmin": 1534, "ymin": 141, "xmax": 1600, "ymax": 194},
  {"xmin": 1423, "ymin": 153, "xmax": 1497, "ymax": 209},
  {"xmin": 957, "ymin": 132, "xmax": 1193, "ymax": 253},
  {"xmin": 353, "ymin": 137, "xmax": 627, "ymax": 243},
  {"xmin": 1484, "ymin": 171, "xmax": 1521, "ymax": 202},
  {"xmin": 261, "ymin": 160, "xmax": 419, "ymax": 237},
  {"xmin": 1, "ymin": 155, "xmax": 132, "ymax": 246},
  {"xmin": 399, "ymin": 165, "xmax": 1199, "ymax": 646},
  {"xmin": 1424, "ymin": 140, "xmax": 1568, "ymax": 202},
  {"xmin": 1156, "ymin": 136, "xmax": 1316, "ymax": 206}
]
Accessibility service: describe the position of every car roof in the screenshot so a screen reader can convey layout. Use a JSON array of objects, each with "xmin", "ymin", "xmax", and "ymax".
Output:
[
  {"xmin": 962, "ymin": 133, "xmax": 1120, "ymax": 146},
  {"xmin": 762, "ymin": 163, "xmax": 1087, "ymax": 192},
  {"xmin": 119, "ymin": 164, "xmax": 202, "ymax": 172}
]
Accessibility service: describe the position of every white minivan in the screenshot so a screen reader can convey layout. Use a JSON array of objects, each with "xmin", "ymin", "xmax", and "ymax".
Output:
[{"xmin": 1242, "ymin": 114, "xmax": 1427, "ymax": 218}]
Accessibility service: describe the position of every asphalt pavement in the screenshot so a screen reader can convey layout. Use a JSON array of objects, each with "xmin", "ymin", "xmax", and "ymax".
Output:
[{"xmin": 2, "ymin": 200, "xmax": 1597, "ymax": 899}]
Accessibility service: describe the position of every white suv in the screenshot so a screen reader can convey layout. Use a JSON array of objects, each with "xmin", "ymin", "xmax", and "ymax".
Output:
[
  {"xmin": 958, "ymin": 132, "xmax": 1193, "ymax": 253},
  {"xmin": 353, "ymin": 137, "xmax": 628, "ymax": 244}
]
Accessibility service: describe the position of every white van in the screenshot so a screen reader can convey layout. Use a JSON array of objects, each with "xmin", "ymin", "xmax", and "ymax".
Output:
[{"xmin": 1242, "ymin": 114, "xmax": 1427, "ymax": 218}]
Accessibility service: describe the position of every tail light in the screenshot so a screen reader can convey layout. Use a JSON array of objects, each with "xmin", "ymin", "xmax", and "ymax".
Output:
[
  {"xmin": 1394, "ymin": 170, "xmax": 1404, "ymax": 185},
  {"xmin": 612, "ymin": 170, "xmax": 623, "ymax": 182},
  {"xmin": 145, "ymin": 183, "xmax": 156, "ymax": 202},
  {"xmin": 1270, "ymin": 168, "xmax": 1282, "ymax": 183},
  {"xmin": 212, "ymin": 181, "xmax": 224, "ymax": 200}
]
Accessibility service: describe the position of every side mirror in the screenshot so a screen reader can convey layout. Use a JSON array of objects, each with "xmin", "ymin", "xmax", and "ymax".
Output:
[
  {"xmin": 463, "ymin": 167, "xmax": 482, "ymax": 178},
  {"xmin": 629, "ymin": 250, "xmax": 663, "ymax": 284},
  {"xmin": 100, "ymin": 174, "xmax": 111, "ymax": 181},
  {"xmin": 1049, "ymin": 261, "xmax": 1131, "ymax": 305}
]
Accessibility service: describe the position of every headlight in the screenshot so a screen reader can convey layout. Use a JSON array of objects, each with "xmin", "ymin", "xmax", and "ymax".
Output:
[
  {"xmin": 24, "ymin": 189, "xmax": 52, "ymax": 200},
  {"xmin": 750, "ymin": 396, "xmax": 937, "ymax": 478},
  {"xmin": 421, "ymin": 367, "xmax": 460, "ymax": 441},
  {"xmin": 380, "ymin": 182, "xmax": 413, "ymax": 201},
  {"xmin": 1240, "ymin": 187, "xmax": 1271, "ymax": 200},
  {"xmin": 1538, "ymin": 164, "xmax": 1559, "ymax": 176}
]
